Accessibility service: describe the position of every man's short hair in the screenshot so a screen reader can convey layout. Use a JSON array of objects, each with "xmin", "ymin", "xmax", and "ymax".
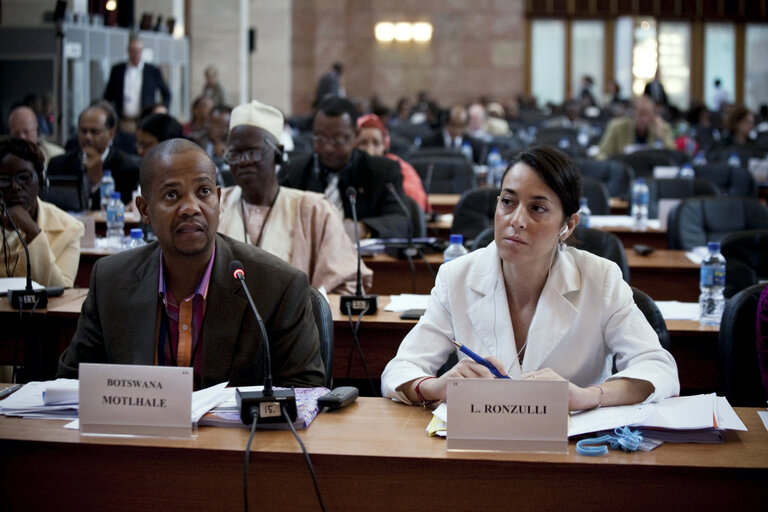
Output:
[
  {"xmin": 81, "ymin": 100, "xmax": 118, "ymax": 130},
  {"xmin": 140, "ymin": 138, "xmax": 212, "ymax": 196},
  {"xmin": 315, "ymin": 96, "xmax": 358, "ymax": 126},
  {"xmin": 138, "ymin": 114, "xmax": 183, "ymax": 143}
]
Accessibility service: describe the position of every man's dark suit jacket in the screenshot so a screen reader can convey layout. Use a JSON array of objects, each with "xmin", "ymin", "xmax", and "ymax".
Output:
[
  {"xmin": 47, "ymin": 148, "xmax": 140, "ymax": 210},
  {"xmin": 103, "ymin": 62, "xmax": 171, "ymax": 118},
  {"xmin": 278, "ymin": 150, "xmax": 410, "ymax": 239},
  {"xmin": 57, "ymin": 233, "xmax": 325, "ymax": 390},
  {"xmin": 420, "ymin": 130, "xmax": 487, "ymax": 164}
]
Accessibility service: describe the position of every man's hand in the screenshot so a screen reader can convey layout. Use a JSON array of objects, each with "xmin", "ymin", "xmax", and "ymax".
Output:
[{"xmin": 83, "ymin": 146, "xmax": 104, "ymax": 185}]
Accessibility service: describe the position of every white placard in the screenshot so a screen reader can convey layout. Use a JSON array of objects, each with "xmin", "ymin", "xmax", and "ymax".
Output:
[
  {"xmin": 79, "ymin": 363, "xmax": 193, "ymax": 438},
  {"xmin": 446, "ymin": 378, "xmax": 569, "ymax": 453},
  {"xmin": 64, "ymin": 41, "xmax": 82, "ymax": 59},
  {"xmin": 653, "ymin": 166, "xmax": 679, "ymax": 179}
]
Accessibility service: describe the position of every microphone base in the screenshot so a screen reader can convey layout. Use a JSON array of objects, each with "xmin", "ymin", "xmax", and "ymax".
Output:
[
  {"xmin": 340, "ymin": 294, "xmax": 378, "ymax": 315},
  {"xmin": 8, "ymin": 289, "xmax": 48, "ymax": 310},
  {"xmin": 236, "ymin": 388, "xmax": 297, "ymax": 425},
  {"xmin": 384, "ymin": 243, "xmax": 421, "ymax": 260}
]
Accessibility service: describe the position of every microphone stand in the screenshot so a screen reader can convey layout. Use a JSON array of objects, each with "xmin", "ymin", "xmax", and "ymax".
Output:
[{"xmin": 339, "ymin": 187, "xmax": 377, "ymax": 315}]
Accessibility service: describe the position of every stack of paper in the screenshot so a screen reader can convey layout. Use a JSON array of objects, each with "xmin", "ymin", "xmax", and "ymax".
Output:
[{"xmin": 0, "ymin": 380, "xmax": 79, "ymax": 420}]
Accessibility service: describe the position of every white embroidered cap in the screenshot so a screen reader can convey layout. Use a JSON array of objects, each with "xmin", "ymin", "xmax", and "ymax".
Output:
[{"xmin": 229, "ymin": 100, "xmax": 284, "ymax": 141}]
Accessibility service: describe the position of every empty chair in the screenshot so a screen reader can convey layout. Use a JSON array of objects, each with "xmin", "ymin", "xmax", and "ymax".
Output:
[
  {"xmin": 706, "ymin": 145, "xmax": 767, "ymax": 166},
  {"xmin": 580, "ymin": 176, "xmax": 611, "ymax": 215},
  {"xmin": 611, "ymin": 148, "xmax": 689, "ymax": 178},
  {"xmin": 406, "ymin": 152, "xmax": 476, "ymax": 194},
  {"xmin": 387, "ymin": 133, "xmax": 413, "ymax": 158},
  {"xmin": 718, "ymin": 283, "xmax": 768, "ymax": 406},
  {"xmin": 389, "ymin": 123, "xmax": 434, "ymax": 143},
  {"xmin": 667, "ymin": 197, "xmax": 768, "ymax": 250},
  {"xmin": 639, "ymin": 177, "xmax": 721, "ymax": 219},
  {"xmin": 308, "ymin": 287, "xmax": 334, "ymax": 388},
  {"xmin": 401, "ymin": 194, "xmax": 426, "ymax": 238},
  {"xmin": 536, "ymin": 126, "xmax": 580, "ymax": 147},
  {"xmin": 471, "ymin": 226, "xmax": 495, "ymax": 251},
  {"xmin": 721, "ymin": 229, "xmax": 768, "ymax": 298},
  {"xmin": 569, "ymin": 225, "xmax": 630, "ymax": 283},
  {"xmin": 489, "ymin": 135, "xmax": 526, "ymax": 161},
  {"xmin": 451, "ymin": 187, "xmax": 499, "ymax": 244},
  {"xmin": 40, "ymin": 175, "xmax": 88, "ymax": 212},
  {"xmin": 574, "ymin": 158, "xmax": 635, "ymax": 200},
  {"xmin": 692, "ymin": 162, "xmax": 757, "ymax": 197}
]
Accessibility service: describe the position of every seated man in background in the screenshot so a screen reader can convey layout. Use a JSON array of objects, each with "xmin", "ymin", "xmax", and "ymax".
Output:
[
  {"xmin": 597, "ymin": 94, "xmax": 675, "ymax": 160},
  {"xmin": 219, "ymin": 100, "xmax": 371, "ymax": 294},
  {"xmin": 279, "ymin": 96, "xmax": 410, "ymax": 240},
  {"xmin": 420, "ymin": 104, "xmax": 486, "ymax": 164},
  {"xmin": 47, "ymin": 103, "xmax": 140, "ymax": 209},
  {"xmin": 57, "ymin": 138, "xmax": 324, "ymax": 390},
  {"xmin": 0, "ymin": 139, "xmax": 84, "ymax": 287},
  {"xmin": 7, "ymin": 106, "xmax": 65, "ymax": 168}
]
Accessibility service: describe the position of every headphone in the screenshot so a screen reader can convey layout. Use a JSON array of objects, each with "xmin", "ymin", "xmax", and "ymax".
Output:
[
  {"xmin": 266, "ymin": 138, "xmax": 289, "ymax": 167},
  {"xmin": 559, "ymin": 225, "xmax": 568, "ymax": 240}
]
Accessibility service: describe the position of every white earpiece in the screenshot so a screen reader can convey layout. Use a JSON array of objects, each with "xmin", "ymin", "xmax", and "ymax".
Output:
[{"xmin": 559, "ymin": 226, "xmax": 568, "ymax": 238}]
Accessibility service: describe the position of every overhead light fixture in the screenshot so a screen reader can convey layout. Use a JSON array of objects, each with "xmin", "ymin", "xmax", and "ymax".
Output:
[
  {"xmin": 394, "ymin": 22, "xmax": 412, "ymax": 42},
  {"xmin": 106, "ymin": 0, "xmax": 117, "ymax": 11},
  {"xmin": 412, "ymin": 22, "xmax": 433, "ymax": 42},
  {"xmin": 375, "ymin": 22, "xmax": 395, "ymax": 42}
]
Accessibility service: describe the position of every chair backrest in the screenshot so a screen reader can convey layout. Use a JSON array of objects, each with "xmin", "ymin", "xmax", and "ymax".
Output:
[
  {"xmin": 641, "ymin": 177, "xmax": 721, "ymax": 219},
  {"xmin": 40, "ymin": 175, "xmax": 88, "ymax": 212},
  {"xmin": 666, "ymin": 197, "xmax": 768, "ymax": 250},
  {"xmin": 574, "ymin": 158, "xmax": 635, "ymax": 200},
  {"xmin": 611, "ymin": 149, "xmax": 688, "ymax": 178},
  {"xmin": 580, "ymin": 176, "xmax": 611, "ymax": 215},
  {"xmin": 721, "ymin": 229, "xmax": 768, "ymax": 298},
  {"xmin": 718, "ymin": 283, "xmax": 767, "ymax": 406},
  {"xmin": 406, "ymin": 153, "xmax": 476, "ymax": 194},
  {"xmin": 401, "ymin": 193, "xmax": 426, "ymax": 238},
  {"xmin": 389, "ymin": 122, "xmax": 434, "ymax": 143},
  {"xmin": 308, "ymin": 287, "xmax": 334, "ymax": 388},
  {"xmin": 471, "ymin": 226, "xmax": 495, "ymax": 251},
  {"xmin": 631, "ymin": 287, "xmax": 671, "ymax": 350},
  {"xmin": 706, "ymin": 145, "xmax": 767, "ymax": 166},
  {"xmin": 692, "ymin": 162, "xmax": 757, "ymax": 197},
  {"xmin": 569, "ymin": 225, "xmax": 630, "ymax": 283},
  {"xmin": 451, "ymin": 187, "xmax": 499, "ymax": 244}
]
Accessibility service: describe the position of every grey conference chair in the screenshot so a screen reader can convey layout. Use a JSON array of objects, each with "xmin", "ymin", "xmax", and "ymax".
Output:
[
  {"xmin": 406, "ymin": 152, "xmax": 476, "ymax": 194},
  {"xmin": 451, "ymin": 187, "xmax": 499, "ymax": 245},
  {"xmin": 574, "ymin": 158, "xmax": 635, "ymax": 200},
  {"xmin": 666, "ymin": 197, "xmax": 768, "ymax": 250},
  {"xmin": 308, "ymin": 287, "xmax": 334, "ymax": 388},
  {"xmin": 721, "ymin": 229, "xmax": 768, "ymax": 298},
  {"xmin": 692, "ymin": 163, "xmax": 757, "ymax": 197},
  {"xmin": 580, "ymin": 176, "xmax": 611, "ymax": 215}
]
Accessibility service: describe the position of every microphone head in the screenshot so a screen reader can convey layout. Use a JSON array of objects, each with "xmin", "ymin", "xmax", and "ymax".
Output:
[
  {"xmin": 229, "ymin": 260, "xmax": 245, "ymax": 280},
  {"xmin": 346, "ymin": 186, "xmax": 357, "ymax": 200},
  {"xmin": 385, "ymin": 183, "xmax": 395, "ymax": 194}
]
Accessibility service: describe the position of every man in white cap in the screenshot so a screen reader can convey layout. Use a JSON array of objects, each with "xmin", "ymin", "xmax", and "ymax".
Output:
[{"xmin": 219, "ymin": 100, "xmax": 371, "ymax": 294}]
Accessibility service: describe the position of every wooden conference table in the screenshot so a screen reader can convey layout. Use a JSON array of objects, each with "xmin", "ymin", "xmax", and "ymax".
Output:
[{"xmin": 0, "ymin": 398, "xmax": 765, "ymax": 511}]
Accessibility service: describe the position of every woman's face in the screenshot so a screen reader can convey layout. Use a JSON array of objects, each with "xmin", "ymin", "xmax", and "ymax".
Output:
[
  {"xmin": 136, "ymin": 129, "xmax": 159, "ymax": 158},
  {"xmin": 494, "ymin": 162, "xmax": 572, "ymax": 267},
  {"xmin": 736, "ymin": 113, "xmax": 755, "ymax": 138},
  {"xmin": 355, "ymin": 127, "xmax": 386, "ymax": 157},
  {"xmin": 0, "ymin": 153, "xmax": 39, "ymax": 217}
]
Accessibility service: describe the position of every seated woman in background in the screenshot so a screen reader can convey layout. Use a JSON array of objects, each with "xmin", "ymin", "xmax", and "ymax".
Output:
[
  {"xmin": 135, "ymin": 113, "xmax": 184, "ymax": 158},
  {"xmin": 0, "ymin": 139, "xmax": 84, "ymax": 287},
  {"xmin": 381, "ymin": 146, "xmax": 679, "ymax": 410},
  {"xmin": 721, "ymin": 104, "xmax": 756, "ymax": 147},
  {"xmin": 356, "ymin": 114, "xmax": 428, "ymax": 212}
]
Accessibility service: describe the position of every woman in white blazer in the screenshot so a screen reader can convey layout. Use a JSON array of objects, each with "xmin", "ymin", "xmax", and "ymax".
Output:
[{"xmin": 381, "ymin": 146, "xmax": 679, "ymax": 410}]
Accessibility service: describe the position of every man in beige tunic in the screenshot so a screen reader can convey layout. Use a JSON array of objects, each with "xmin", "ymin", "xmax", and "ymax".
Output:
[{"xmin": 219, "ymin": 100, "xmax": 371, "ymax": 294}]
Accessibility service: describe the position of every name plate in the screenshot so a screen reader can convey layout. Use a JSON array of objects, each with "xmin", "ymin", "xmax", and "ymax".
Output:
[
  {"xmin": 446, "ymin": 378, "xmax": 568, "ymax": 453},
  {"xmin": 79, "ymin": 363, "xmax": 193, "ymax": 438}
]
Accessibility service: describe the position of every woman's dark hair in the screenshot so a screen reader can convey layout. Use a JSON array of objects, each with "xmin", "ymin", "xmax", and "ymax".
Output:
[
  {"xmin": 725, "ymin": 104, "xmax": 751, "ymax": 134},
  {"xmin": 501, "ymin": 145, "xmax": 582, "ymax": 218},
  {"xmin": 0, "ymin": 138, "xmax": 45, "ymax": 182},
  {"xmin": 138, "ymin": 113, "xmax": 184, "ymax": 142}
]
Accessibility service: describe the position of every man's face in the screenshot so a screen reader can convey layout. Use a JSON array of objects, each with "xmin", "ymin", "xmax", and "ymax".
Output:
[
  {"xmin": 226, "ymin": 126, "xmax": 277, "ymax": 196},
  {"xmin": 0, "ymin": 153, "xmax": 39, "ymax": 216},
  {"xmin": 128, "ymin": 40, "xmax": 143, "ymax": 66},
  {"xmin": 8, "ymin": 109, "xmax": 38, "ymax": 143},
  {"xmin": 136, "ymin": 151, "xmax": 220, "ymax": 260},
  {"xmin": 634, "ymin": 98, "xmax": 654, "ymax": 133},
  {"xmin": 446, "ymin": 108, "xmax": 468, "ymax": 139},
  {"xmin": 208, "ymin": 110, "xmax": 231, "ymax": 143},
  {"xmin": 78, "ymin": 108, "xmax": 114, "ymax": 154},
  {"xmin": 313, "ymin": 112, "xmax": 356, "ymax": 171}
]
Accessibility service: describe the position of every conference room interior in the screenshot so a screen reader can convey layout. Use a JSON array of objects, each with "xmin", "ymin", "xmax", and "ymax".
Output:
[{"xmin": 1, "ymin": 2, "xmax": 768, "ymax": 511}]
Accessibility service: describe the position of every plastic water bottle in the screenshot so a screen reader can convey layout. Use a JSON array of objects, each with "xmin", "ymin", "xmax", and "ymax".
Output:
[
  {"xmin": 443, "ymin": 234, "xmax": 468, "ymax": 262},
  {"xmin": 699, "ymin": 241, "xmax": 726, "ymax": 326},
  {"xmin": 578, "ymin": 197, "xmax": 591, "ymax": 227},
  {"xmin": 692, "ymin": 151, "xmax": 707, "ymax": 165},
  {"xmin": 127, "ymin": 228, "xmax": 146, "ymax": 249},
  {"xmin": 727, "ymin": 152, "xmax": 741, "ymax": 167},
  {"xmin": 99, "ymin": 170, "xmax": 115, "ymax": 213},
  {"xmin": 678, "ymin": 163, "xmax": 695, "ymax": 179},
  {"xmin": 684, "ymin": 133, "xmax": 697, "ymax": 157},
  {"xmin": 460, "ymin": 141, "xmax": 473, "ymax": 161},
  {"xmin": 106, "ymin": 191, "xmax": 125, "ymax": 250},
  {"xmin": 558, "ymin": 137, "xmax": 571, "ymax": 150},
  {"xmin": 577, "ymin": 125, "xmax": 590, "ymax": 147},
  {"xmin": 630, "ymin": 178, "xmax": 649, "ymax": 231},
  {"xmin": 486, "ymin": 147, "xmax": 503, "ymax": 187}
]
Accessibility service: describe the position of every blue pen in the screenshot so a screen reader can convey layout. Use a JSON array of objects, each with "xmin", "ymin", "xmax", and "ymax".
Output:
[{"xmin": 451, "ymin": 340, "xmax": 510, "ymax": 379}]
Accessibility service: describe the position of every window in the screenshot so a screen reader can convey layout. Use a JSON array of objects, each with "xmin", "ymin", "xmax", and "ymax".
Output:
[{"xmin": 531, "ymin": 19, "xmax": 566, "ymax": 106}]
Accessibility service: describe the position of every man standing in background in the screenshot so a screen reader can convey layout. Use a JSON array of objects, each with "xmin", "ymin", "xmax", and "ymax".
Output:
[{"xmin": 104, "ymin": 33, "xmax": 171, "ymax": 134}]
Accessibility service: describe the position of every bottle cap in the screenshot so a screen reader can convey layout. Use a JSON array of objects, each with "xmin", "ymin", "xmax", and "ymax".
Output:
[
  {"xmin": 449, "ymin": 234, "xmax": 463, "ymax": 244},
  {"xmin": 103, "ymin": 170, "xmax": 112, "ymax": 176},
  {"xmin": 130, "ymin": 228, "xmax": 143, "ymax": 239},
  {"xmin": 707, "ymin": 241, "xmax": 720, "ymax": 252},
  {"xmin": 111, "ymin": 191, "xmax": 121, "ymax": 200}
]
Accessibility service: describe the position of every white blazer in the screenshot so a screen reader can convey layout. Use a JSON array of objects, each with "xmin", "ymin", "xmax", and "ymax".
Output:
[{"xmin": 381, "ymin": 242, "xmax": 680, "ymax": 403}]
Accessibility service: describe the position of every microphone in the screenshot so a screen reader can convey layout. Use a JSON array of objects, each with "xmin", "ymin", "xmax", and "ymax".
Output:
[
  {"xmin": 0, "ymin": 193, "xmax": 48, "ymax": 309},
  {"xmin": 229, "ymin": 260, "xmax": 297, "ymax": 425},
  {"xmin": 339, "ymin": 187, "xmax": 378, "ymax": 315},
  {"xmin": 384, "ymin": 183, "xmax": 419, "ymax": 260}
]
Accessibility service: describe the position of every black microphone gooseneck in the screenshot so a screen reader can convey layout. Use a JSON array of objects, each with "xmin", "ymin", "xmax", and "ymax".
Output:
[
  {"xmin": 339, "ymin": 187, "xmax": 377, "ymax": 315},
  {"xmin": 0, "ymin": 193, "xmax": 48, "ymax": 309},
  {"xmin": 385, "ymin": 183, "xmax": 415, "ymax": 250},
  {"xmin": 229, "ymin": 260, "xmax": 296, "ymax": 425}
]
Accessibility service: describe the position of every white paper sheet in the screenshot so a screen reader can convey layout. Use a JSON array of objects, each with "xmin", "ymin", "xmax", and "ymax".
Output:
[
  {"xmin": 655, "ymin": 301, "xmax": 700, "ymax": 321},
  {"xmin": 384, "ymin": 294, "xmax": 430, "ymax": 312},
  {"xmin": 588, "ymin": 215, "xmax": 661, "ymax": 230}
]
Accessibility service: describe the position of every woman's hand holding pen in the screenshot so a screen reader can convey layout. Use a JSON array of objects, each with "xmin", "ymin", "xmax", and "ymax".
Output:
[{"xmin": 408, "ymin": 356, "xmax": 508, "ymax": 403}]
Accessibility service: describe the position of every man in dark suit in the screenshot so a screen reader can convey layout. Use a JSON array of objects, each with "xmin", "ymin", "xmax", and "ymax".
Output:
[
  {"xmin": 420, "ymin": 104, "xmax": 486, "ymax": 164},
  {"xmin": 644, "ymin": 69, "xmax": 668, "ymax": 109},
  {"xmin": 313, "ymin": 62, "xmax": 344, "ymax": 108},
  {"xmin": 57, "ymin": 139, "xmax": 324, "ymax": 390},
  {"xmin": 279, "ymin": 96, "xmax": 409, "ymax": 239},
  {"xmin": 47, "ymin": 103, "xmax": 140, "ymax": 210},
  {"xmin": 103, "ymin": 33, "xmax": 171, "ymax": 133}
]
